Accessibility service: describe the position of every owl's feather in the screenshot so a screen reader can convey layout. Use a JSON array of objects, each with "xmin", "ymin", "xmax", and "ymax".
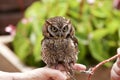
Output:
[{"xmin": 41, "ymin": 16, "xmax": 79, "ymax": 80}]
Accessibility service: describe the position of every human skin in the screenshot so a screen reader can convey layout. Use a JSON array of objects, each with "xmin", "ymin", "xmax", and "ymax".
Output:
[
  {"xmin": 111, "ymin": 48, "xmax": 120, "ymax": 80},
  {"xmin": 1, "ymin": 48, "xmax": 120, "ymax": 80},
  {"xmin": 0, "ymin": 64, "xmax": 86, "ymax": 80}
]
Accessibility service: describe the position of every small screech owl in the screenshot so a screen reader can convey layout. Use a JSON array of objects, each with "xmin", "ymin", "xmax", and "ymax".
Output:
[{"xmin": 41, "ymin": 16, "xmax": 79, "ymax": 78}]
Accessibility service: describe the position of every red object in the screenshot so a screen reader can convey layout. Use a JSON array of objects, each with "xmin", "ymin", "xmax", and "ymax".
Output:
[
  {"xmin": 113, "ymin": 0, "xmax": 120, "ymax": 9},
  {"xmin": 5, "ymin": 24, "xmax": 16, "ymax": 36}
]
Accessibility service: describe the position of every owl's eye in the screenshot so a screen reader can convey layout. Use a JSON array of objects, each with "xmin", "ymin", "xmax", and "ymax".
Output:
[
  {"xmin": 63, "ymin": 25, "xmax": 68, "ymax": 32},
  {"xmin": 51, "ymin": 26, "xmax": 58, "ymax": 32}
]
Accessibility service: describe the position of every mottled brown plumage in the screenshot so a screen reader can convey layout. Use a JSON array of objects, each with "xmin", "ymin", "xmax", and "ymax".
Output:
[{"xmin": 41, "ymin": 16, "xmax": 79, "ymax": 79}]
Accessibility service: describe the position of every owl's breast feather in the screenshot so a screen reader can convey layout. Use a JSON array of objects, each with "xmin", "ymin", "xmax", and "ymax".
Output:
[
  {"xmin": 42, "ymin": 38, "xmax": 76, "ymax": 53},
  {"xmin": 41, "ymin": 38, "xmax": 78, "ymax": 65}
]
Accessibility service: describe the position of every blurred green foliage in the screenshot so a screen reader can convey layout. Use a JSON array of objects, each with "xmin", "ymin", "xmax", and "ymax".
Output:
[{"xmin": 13, "ymin": 0, "xmax": 120, "ymax": 67}]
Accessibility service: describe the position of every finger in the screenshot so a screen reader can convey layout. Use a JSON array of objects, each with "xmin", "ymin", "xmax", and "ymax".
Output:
[
  {"xmin": 50, "ymin": 63, "xmax": 86, "ymax": 71},
  {"xmin": 110, "ymin": 48, "xmax": 120, "ymax": 80},
  {"xmin": 72, "ymin": 64, "xmax": 86, "ymax": 71},
  {"xmin": 50, "ymin": 64, "xmax": 65, "ymax": 71},
  {"xmin": 113, "ymin": 62, "xmax": 120, "ymax": 75},
  {"xmin": 44, "ymin": 68, "xmax": 67, "ymax": 80},
  {"xmin": 111, "ymin": 62, "xmax": 120, "ymax": 80},
  {"xmin": 30, "ymin": 68, "xmax": 67, "ymax": 80},
  {"xmin": 111, "ymin": 68, "xmax": 120, "ymax": 80}
]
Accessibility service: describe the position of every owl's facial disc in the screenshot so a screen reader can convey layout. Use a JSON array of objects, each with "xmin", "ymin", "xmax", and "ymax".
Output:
[
  {"xmin": 48, "ymin": 25, "xmax": 64, "ymax": 38},
  {"xmin": 46, "ymin": 18, "xmax": 71, "ymax": 38},
  {"xmin": 48, "ymin": 25, "xmax": 71, "ymax": 39}
]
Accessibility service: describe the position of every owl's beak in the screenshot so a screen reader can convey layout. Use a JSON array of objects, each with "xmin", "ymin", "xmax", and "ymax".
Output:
[
  {"xmin": 58, "ymin": 32, "xmax": 64, "ymax": 38},
  {"xmin": 58, "ymin": 33, "xmax": 62, "ymax": 37}
]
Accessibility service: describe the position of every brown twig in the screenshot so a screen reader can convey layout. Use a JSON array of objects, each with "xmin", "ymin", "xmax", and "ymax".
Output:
[{"xmin": 87, "ymin": 53, "xmax": 120, "ymax": 80}]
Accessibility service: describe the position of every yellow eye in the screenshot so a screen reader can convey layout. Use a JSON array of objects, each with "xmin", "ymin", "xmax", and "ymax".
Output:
[
  {"xmin": 51, "ymin": 26, "xmax": 58, "ymax": 32},
  {"xmin": 63, "ymin": 25, "xmax": 68, "ymax": 32}
]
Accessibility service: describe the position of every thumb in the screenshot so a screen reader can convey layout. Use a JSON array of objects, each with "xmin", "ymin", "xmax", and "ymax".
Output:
[{"xmin": 111, "ymin": 48, "xmax": 120, "ymax": 80}]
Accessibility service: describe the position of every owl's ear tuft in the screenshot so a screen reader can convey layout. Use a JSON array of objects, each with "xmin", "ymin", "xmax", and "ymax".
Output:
[
  {"xmin": 46, "ymin": 20, "xmax": 52, "ymax": 25},
  {"xmin": 70, "ymin": 25, "xmax": 75, "ymax": 36},
  {"xmin": 66, "ymin": 19, "xmax": 71, "ymax": 24}
]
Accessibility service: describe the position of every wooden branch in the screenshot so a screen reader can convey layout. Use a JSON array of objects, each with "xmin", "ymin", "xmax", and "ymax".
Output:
[{"xmin": 87, "ymin": 53, "xmax": 120, "ymax": 80}]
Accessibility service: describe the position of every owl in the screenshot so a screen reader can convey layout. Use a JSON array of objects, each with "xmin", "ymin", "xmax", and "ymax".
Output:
[{"xmin": 41, "ymin": 16, "xmax": 79, "ymax": 79}]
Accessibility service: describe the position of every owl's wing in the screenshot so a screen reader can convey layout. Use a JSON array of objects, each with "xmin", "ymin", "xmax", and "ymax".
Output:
[{"xmin": 71, "ymin": 36, "xmax": 79, "ymax": 54}]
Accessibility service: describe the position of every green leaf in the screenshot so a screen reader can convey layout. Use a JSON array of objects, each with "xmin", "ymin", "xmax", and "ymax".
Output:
[
  {"xmin": 89, "ymin": 39, "xmax": 111, "ymax": 66},
  {"xmin": 91, "ymin": 17, "xmax": 105, "ymax": 29},
  {"xmin": 48, "ymin": 2, "xmax": 68, "ymax": 17},
  {"xmin": 90, "ymin": 28, "xmax": 108, "ymax": 40},
  {"xmin": 77, "ymin": 38, "xmax": 87, "ymax": 62},
  {"xmin": 33, "ymin": 35, "xmax": 43, "ymax": 61},
  {"xmin": 25, "ymin": 1, "xmax": 42, "ymax": 18},
  {"xmin": 106, "ymin": 20, "xmax": 119, "ymax": 34},
  {"xmin": 118, "ymin": 27, "xmax": 120, "ymax": 47},
  {"xmin": 91, "ymin": 8, "xmax": 107, "ymax": 18},
  {"xmin": 89, "ymin": 40, "xmax": 105, "ymax": 61}
]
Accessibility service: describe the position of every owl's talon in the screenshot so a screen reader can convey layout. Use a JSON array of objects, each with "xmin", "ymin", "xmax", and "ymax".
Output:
[
  {"xmin": 81, "ymin": 71, "xmax": 92, "ymax": 74},
  {"xmin": 80, "ymin": 68, "xmax": 93, "ymax": 74}
]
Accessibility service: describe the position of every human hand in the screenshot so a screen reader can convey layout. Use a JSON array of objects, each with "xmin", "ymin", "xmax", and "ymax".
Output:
[
  {"xmin": 0, "ymin": 63, "xmax": 86, "ymax": 80},
  {"xmin": 111, "ymin": 48, "xmax": 120, "ymax": 80},
  {"xmin": 22, "ymin": 64, "xmax": 86, "ymax": 80}
]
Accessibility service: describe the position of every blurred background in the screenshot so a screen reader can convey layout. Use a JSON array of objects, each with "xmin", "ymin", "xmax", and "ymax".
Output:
[{"xmin": 0, "ymin": 0, "xmax": 120, "ymax": 80}]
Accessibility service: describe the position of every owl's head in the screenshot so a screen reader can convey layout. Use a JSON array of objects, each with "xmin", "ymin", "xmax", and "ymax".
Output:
[{"xmin": 42, "ymin": 16, "xmax": 75, "ymax": 39}]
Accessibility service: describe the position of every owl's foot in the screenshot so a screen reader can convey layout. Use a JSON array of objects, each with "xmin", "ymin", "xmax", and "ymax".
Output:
[{"xmin": 80, "ymin": 68, "xmax": 93, "ymax": 75}]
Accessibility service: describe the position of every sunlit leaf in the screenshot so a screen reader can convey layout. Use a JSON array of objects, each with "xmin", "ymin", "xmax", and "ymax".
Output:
[
  {"xmin": 89, "ymin": 39, "xmax": 112, "ymax": 66},
  {"xmin": 90, "ymin": 28, "xmax": 108, "ymax": 40},
  {"xmin": 106, "ymin": 20, "xmax": 119, "ymax": 34}
]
